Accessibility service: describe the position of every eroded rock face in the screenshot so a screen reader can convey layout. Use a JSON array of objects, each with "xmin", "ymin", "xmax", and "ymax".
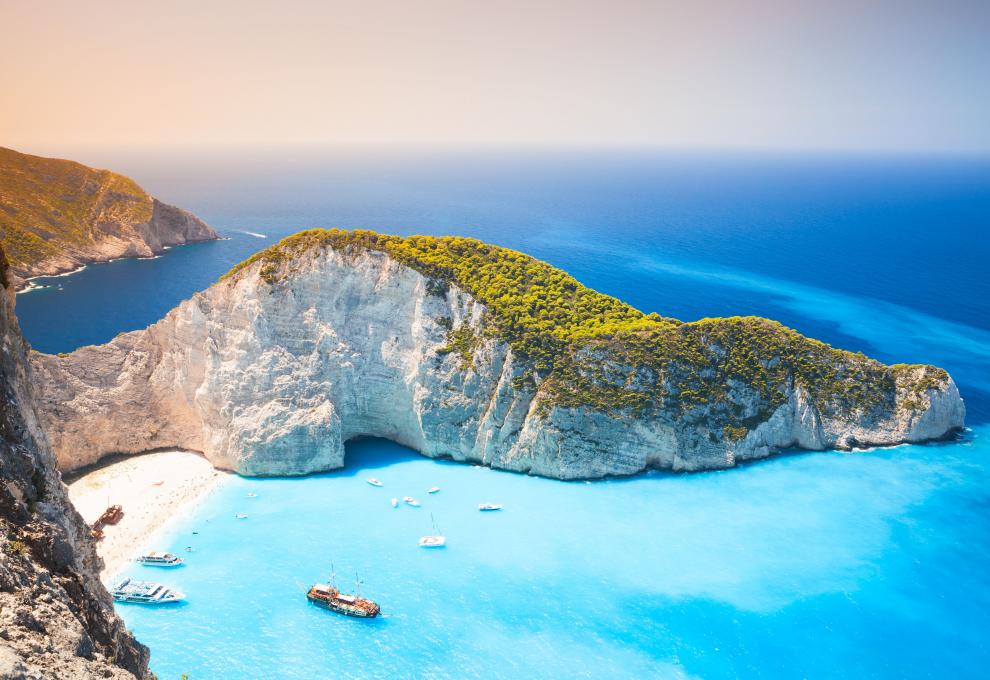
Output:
[
  {"xmin": 31, "ymin": 245, "xmax": 965, "ymax": 479},
  {"xmin": 0, "ymin": 251, "xmax": 150, "ymax": 679}
]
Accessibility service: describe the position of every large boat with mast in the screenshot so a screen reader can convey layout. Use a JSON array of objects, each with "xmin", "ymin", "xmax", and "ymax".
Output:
[{"xmin": 306, "ymin": 567, "xmax": 380, "ymax": 618}]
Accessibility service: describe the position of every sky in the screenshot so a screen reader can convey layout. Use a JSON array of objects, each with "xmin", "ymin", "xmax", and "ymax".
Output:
[{"xmin": 1, "ymin": 0, "xmax": 988, "ymax": 154}]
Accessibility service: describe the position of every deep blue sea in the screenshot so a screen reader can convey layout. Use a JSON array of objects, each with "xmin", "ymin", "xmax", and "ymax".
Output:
[{"xmin": 19, "ymin": 150, "xmax": 990, "ymax": 678}]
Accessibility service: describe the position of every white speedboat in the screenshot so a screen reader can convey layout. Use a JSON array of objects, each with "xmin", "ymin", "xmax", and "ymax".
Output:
[
  {"xmin": 367, "ymin": 478, "xmax": 383, "ymax": 487},
  {"xmin": 403, "ymin": 496, "xmax": 421, "ymax": 507},
  {"xmin": 391, "ymin": 498, "xmax": 398, "ymax": 508},
  {"xmin": 419, "ymin": 514, "xmax": 446, "ymax": 548},
  {"xmin": 246, "ymin": 492, "xmax": 258, "ymax": 498},
  {"xmin": 136, "ymin": 551, "xmax": 183, "ymax": 567},
  {"xmin": 111, "ymin": 578, "xmax": 185, "ymax": 604},
  {"xmin": 478, "ymin": 503, "xmax": 503, "ymax": 512},
  {"xmin": 235, "ymin": 513, "xmax": 248, "ymax": 519},
  {"xmin": 428, "ymin": 486, "xmax": 440, "ymax": 494}
]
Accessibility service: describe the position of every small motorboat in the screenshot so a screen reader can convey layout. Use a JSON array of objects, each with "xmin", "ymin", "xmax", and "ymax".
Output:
[
  {"xmin": 427, "ymin": 487, "xmax": 440, "ymax": 494},
  {"xmin": 403, "ymin": 496, "xmax": 421, "ymax": 507},
  {"xmin": 111, "ymin": 578, "xmax": 184, "ymax": 604},
  {"xmin": 136, "ymin": 551, "xmax": 183, "ymax": 567},
  {"xmin": 246, "ymin": 492, "xmax": 258, "ymax": 498},
  {"xmin": 391, "ymin": 498, "xmax": 398, "ymax": 508},
  {"xmin": 367, "ymin": 478, "xmax": 383, "ymax": 487},
  {"xmin": 235, "ymin": 514, "xmax": 248, "ymax": 520},
  {"xmin": 478, "ymin": 503, "xmax": 503, "ymax": 512}
]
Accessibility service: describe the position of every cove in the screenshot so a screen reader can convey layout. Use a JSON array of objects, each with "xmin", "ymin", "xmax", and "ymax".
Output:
[{"xmin": 115, "ymin": 432, "xmax": 990, "ymax": 679}]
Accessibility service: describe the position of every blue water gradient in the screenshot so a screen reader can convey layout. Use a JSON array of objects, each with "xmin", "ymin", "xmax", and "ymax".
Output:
[{"xmin": 17, "ymin": 150, "xmax": 990, "ymax": 677}]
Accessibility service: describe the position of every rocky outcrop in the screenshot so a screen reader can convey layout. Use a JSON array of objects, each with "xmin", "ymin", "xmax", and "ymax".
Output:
[
  {"xmin": 0, "ymin": 249, "xmax": 150, "ymax": 678},
  {"xmin": 31, "ymin": 232, "xmax": 965, "ymax": 478},
  {"xmin": 0, "ymin": 146, "xmax": 217, "ymax": 288}
]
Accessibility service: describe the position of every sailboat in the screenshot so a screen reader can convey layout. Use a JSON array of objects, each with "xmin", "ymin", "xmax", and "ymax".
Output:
[{"xmin": 418, "ymin": 513, "xmax": 446, "ymax": 548}]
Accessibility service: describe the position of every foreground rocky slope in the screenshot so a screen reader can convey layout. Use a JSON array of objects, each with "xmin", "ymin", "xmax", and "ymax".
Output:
[
  {"xmin": 33, "ymin": 230, "xmax": 964, "ymax": 478},
  {"xmin": 0, "ymin": 249, "xmax": 149, "ymax": 678},
  {"xmin": 0, "ymin": 146, "xmax": 217, "ymax": 287}
]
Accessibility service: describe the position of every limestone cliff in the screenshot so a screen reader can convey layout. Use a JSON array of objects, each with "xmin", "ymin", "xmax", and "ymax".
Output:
[
  {"xmin": 0, "ymin": 146, "xmax": 217, "ymax": 288},
  {"xmin": 32, "ymin": 230, "xmax": 964, "ymax": 478},
  {"xmin": 0, "ymin": 249, "xmax": 150, "ymax": 678}
]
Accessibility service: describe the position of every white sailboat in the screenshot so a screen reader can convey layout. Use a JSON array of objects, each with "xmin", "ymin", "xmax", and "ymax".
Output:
[{"xmin": 418, "ymin": 514, "xmax": 446, "ymax": 548}]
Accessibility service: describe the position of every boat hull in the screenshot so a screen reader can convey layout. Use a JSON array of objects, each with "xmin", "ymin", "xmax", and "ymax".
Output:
[{"xmin": 307, "ymin": 594, "xmax": 379, "ymax": 618}]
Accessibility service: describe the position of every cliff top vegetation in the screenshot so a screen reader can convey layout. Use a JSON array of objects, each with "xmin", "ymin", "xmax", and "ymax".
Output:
[
  {"xmin": 0, "ymin": 147, "xmax": 153, "ymax": 267},
  {"xmin": 224, "ymin": 229, "xmax": 950, "ymax": 427}
]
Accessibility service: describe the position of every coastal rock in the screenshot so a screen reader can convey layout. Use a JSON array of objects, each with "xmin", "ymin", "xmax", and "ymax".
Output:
[
  {"xmin": 31, "ymin": 231, "xmax": 966, "ymax": 478},
  {"xmin": 0, "ymin": 146, "xmax": 217, "ymax": 288},
  {"xmin": 0, "ymin": 249, "xmax": 150, "ymax": 678}
]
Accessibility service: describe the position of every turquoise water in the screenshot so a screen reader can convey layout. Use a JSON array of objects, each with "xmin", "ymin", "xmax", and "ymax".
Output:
[{"xmin": 18, "ymin": 150, "xmax": 990, "ymax": 677}]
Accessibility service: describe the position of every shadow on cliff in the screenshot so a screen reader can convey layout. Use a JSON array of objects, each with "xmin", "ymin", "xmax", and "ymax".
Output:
[{"xmin": 325, "ymin": 437, "xmax": 464, "ymax": 479}]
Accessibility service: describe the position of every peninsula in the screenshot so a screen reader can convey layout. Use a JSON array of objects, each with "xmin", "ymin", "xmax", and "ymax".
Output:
[
  {"xmin": 33, "ymin": 229, "xmax": 965, "ymax": 478},
  {"xmin": 0, "ymin": 146, "xmax": 217, "ymax": 288}
]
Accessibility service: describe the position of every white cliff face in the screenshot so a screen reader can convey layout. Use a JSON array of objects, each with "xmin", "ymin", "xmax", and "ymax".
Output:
[{"xmin": 31, "ymin": 247, "xmax": 965, "ymax": 479}]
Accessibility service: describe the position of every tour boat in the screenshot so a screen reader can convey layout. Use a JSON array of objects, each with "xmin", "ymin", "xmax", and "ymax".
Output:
[
  {"xmin": 235, "ymin": 513, "xmax": 248, "ymax": 519},
  {"xmin": 306, "ymin": 571, "xmax": 380, "ymax": 618},
  {"xmin": 111, "ymin": 578, "xmax": 185, "ymax": 604},
  {"xmin": 428, "ymin": 486, "xmax": 440, "ymax": 494},
  {"xmin": 478, "ymin": 503, "xmax": 503, "ymax": 511},
  {"xmin": 418, "ymin": 514, "xmax": 446, "ymax": 548},
  {"xmin": 367, "ymin": 478, "xmax": 383, "ymax": 487},
  {"xmin": 391, "ymin": 498, "xmax": 398, "ymax": 508},
  {"xmin": 403, "ymin": 496, "xmax": 421, "ymax": 507},
  {"xmin": 136, "ymin": 551, "xmax": 183, "ymax": 567}
]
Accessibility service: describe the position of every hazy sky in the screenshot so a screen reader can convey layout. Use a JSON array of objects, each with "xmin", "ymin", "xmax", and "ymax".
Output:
[{"xmin": 2, "ymin": 0, "xmax": 988, "ymax": 153}]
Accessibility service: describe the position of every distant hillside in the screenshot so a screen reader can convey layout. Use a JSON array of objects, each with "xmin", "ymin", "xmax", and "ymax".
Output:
[{"xmin": 0, "ymin": 147, "xmax": 216, "ymax": 286}]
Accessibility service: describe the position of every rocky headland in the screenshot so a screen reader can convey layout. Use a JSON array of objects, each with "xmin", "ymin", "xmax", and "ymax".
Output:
[
  {"xmin": 0, "ymin": 146, "xmax": 217, "ymax": 288},
  {"xmin": 32, "ymin": 229, "xmax": 965, "ymax": 478},
  {"xmin": 0, "ymin": 248, "xmax": 150, "ymax": 679}
]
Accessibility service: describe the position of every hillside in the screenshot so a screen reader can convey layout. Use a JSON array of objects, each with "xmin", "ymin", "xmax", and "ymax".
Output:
[
  {"xmin": 0, "ymin": 146, "xmax": 216, "ymax": 285},
  {"xmin": 32, "ymin": 229, "xmax": 964, "ymax": 478}
]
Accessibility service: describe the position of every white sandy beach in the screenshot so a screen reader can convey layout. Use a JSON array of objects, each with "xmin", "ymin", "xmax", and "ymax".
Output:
[{"xmin": 67, "ymin": 450, "xmax": 228, "ymax": 579}]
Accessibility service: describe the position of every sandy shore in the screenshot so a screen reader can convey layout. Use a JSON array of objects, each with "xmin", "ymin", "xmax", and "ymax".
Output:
[{"xmin": 67, "ymin": 450, "xmax": 228, "ymax": 579}]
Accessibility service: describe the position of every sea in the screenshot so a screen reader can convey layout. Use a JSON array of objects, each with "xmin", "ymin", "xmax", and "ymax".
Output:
[{"xmin": 17, "ymin": 149, "xmax": 990, "ymax": 679}]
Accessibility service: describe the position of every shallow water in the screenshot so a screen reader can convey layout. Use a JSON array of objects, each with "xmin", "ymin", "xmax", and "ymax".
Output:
[{"xmin": 18, "ymin": 150, "xmax": 990, "ymax": 677}]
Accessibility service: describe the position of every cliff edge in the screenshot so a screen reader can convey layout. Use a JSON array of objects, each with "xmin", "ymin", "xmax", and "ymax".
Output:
[
  {"xmin": 0, "ymin": 248, "xmax": 150, "ymax": 678},
  {"xmin": 32, "ymin": 229, "xmax": 965, "ymax": 478},
  {"xmin": 0, "ymin": 146, "xmax": 217, "ymax": 288}
]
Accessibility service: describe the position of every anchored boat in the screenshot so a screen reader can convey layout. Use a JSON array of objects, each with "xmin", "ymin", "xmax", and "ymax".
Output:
[
  {"xmin": 306, "ymin": 569, "xmax": 380, "ymax": 618},
  {"xmin": 367, "ymin": 477, "xmax": 383, "ymax": 487},
  {"xmin": 418, "ymin": 514, "xmax": 446, "ymax": 548},
  {"xmin": 136, "ymin": 551, "xmax": 183, "ymax": 567},
  {"xmin": 111, "ymin": 578, "xmax": 184, "ymax": 604},
  {"xmin": 403, "ymin": 496, "xmax": 421, "ymax": 507},
  {"xmin": 478, "ymin": 503, "xmax": 503, "ymax": 512}
]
